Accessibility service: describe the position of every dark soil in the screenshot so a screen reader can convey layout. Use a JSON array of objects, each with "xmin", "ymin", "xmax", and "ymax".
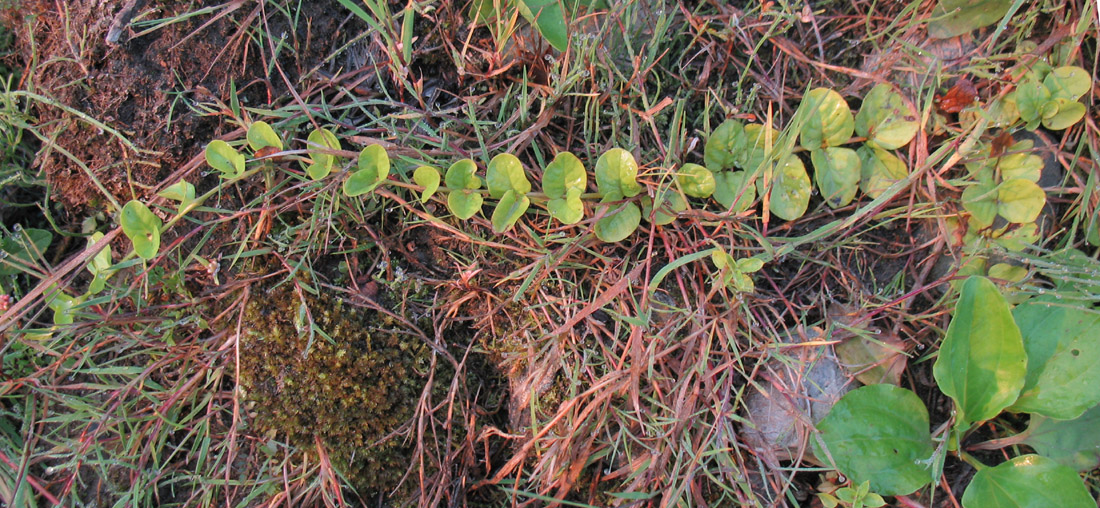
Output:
[{"xmin": 6, "ymin": 0, "xmax": 357, "ymax": 214}]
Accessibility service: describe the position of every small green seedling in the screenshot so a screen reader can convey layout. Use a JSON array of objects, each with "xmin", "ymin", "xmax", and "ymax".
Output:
[
  {"xmin": 120, "ymin": 200, "xmax": 162, "ymax": 261},
  {"xmin": 344, "ymin": 144, "xmax": 390, "ymax": 195},
  {"xmin": 543, "ymin": 151, "xmax": 587, "ymax": 225},
  {"xmin": 306, "ymin": 128, "xmax": 342, "ymax": 181},
  {"xmin": 1016, "ymin": 66, "xmax": 1090, "ymax": 130},
  {"xmin": 247, "ymin": 120, "xmax": 283, "ymax": 152},
  {"xmin": 445, "ymin": 159, "xmax": 484, "ymax": 220},
  {"xmin": 487, "ymin": 153, "xmax": 531, "ymax": 233},
  {"xmin": 413, "ymin": 165, "xmax": 441, "ymax": 203},
  {"xmin": 205, "ymin": 140, "xmax": 245, "ymax": 177},
  {"xmin": 818, "ymin": 480, "xmax": 886, "ymax": 508},
  {"xmin": 710, "ymin": 249, "xmax": 764, "ymax": 293}
]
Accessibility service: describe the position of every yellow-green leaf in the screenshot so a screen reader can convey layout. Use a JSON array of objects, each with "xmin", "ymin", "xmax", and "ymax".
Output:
[
  {"xmin": 413, "ymin": 165, "xmax": 441, "ymax": 203},
  {"xmin": 799, "ymin": 87, "xmax": 855, "ymax": 149},
  {"xmin": 933, "ymin": 276, "xmax": 1027, "ymax": 431},
  {"xmin": 855, "ymin": 84, "xmax": 918, "ymax": 150},
  {"xmin": 491, "ymin": 189, "xmax": 530, "ymax": 233},
  {"xmin": 996, "ymin": 178, "xmax": 1045, "ymax": 224},
  {"xmin": 205, "ymin": 140, "xmax": 245, "ymax": 177},
  {"xmin": 247, "ymin": 120, "xmax": 283, "ymax": 152},
  {"xmin": 121, "ymin": 200, "xmax": 162, "ymax": 261}
]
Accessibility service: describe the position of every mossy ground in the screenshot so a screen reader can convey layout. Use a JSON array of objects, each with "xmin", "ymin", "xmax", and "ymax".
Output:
[{"xmin": 237, "ymin": 263, "xmax": 441, "ymax": 498}]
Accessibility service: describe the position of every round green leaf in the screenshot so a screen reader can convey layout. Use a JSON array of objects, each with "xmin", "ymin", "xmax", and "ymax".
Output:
[
  {"xmin": 768, "ymin": 155, "xmax": 811, "ymax": 221},
  {"xmin": 704, "ymin": 120, "xmax": 746, "ymax": 171},
  {"xmin": 445, "ymin": 159, "xmax": 483, "ymax": 220},
  {"xmin": 712, "ymin": 170, "xmax": 756, "ymax": 213},
  {"xmin": 543, "ymin": 152, "xmax": 587, "ymax": 224},
  {"xmin": 858, "ymin": 145, "xmax": 907, "ymax": 198},
  {"xmin": 928, "ymin": 0, "xmax": 1014, "ymax": 39},
  {"xmin": 736, "ymin": 257, "xmax": 764, "ymax": 273},
  {"xmin": 811, "ymin": 147, "xmax": 860, "ymax": 208},
  {"xmin": 304, "ymin": 128, "xmax": 341, "ymax": 180},
  {"xmin": 815, "ymin": 384, "xmax": 935, "ymax": 496},
  {"xmin": 1010, "ymin": 296, "xmax": 1100, "ymax": 419},
  {"xmin": 491, "ymin": 190, "xmax": 530, "ymax": 233},
  {"xmin": 247, "ymin": 120, "xmax": 283, "ymax": 152},
  {"xmin": 548, "ymin": 187, "xmax": 585, "ymax": 225},
  {"xmin": 855, "ymin": 84, "xmax": 918, "ymax": 150},
  {"xmin": 157, "ymin": 180, "xmax": 196, "ymax": 206},
  {"xmin": 933, "ymin": 276, "xmax": 1027, "ymax": 431},
  {"xmin": 1044, "ymin": 66, "xmax": 1092, "ymax": 100},
  {"xmin": 962, "ymin": 179, "xmax": 998, "ymax": 228},
  {"xmin": 413, "ymin": 165, "xmax": 441, "ymax": 203},
  {"xmin": 996, "ymin": 178, "xmax": 1045, "ymax": 224},
  {"xmin": 486, "ymin": 153, "xmax": 530, "ymax": 199},
  {"xmin": 343, "ymin": 144, "xmax": 390, "ymax": 196},
  {"xmin": 741, "ymin": 124, "xmax": 781, "ymax": 171},
  {"xmin": 517, "ymin": 0, "xmax": 568, "ymax": 52},
  {"xmin": 595, "ymin": 202, "xmax": 641, "ymax": 243},
  {"xmin": 677, "ymin": 163, "xmax": 716, "ymax": 198},
  {"xmin": 1042, "ymin": 99, "xmax": 1086, "ymax": 130},
  {"xmin": 1021, "ymin": 404, "xmax": 1100, "ymax": 471},
  {"xmin": 121, "ymin": 200, "xmax": 162, "ymax": 261},
  {"xmin": 998, "ymin": 142, "xmax": 1043, "ymax": 182},
  {"xmin": 1016, "ymin": 80, "xmax": 1051, "ymax": 127},
  {"xmin": 205, "ymin": 140, "xmax": 245, "ymax": 177},
  {"xmin": 799, "ymin": 87, "xmax": 855, "ymax": 149},
  {"xmin": 595, "ymin": 148, "xmax": 642, "ymax": 200},
  {"xmin": 961, "ymin": 455, "xmax": 1094, "ymax": 508}
]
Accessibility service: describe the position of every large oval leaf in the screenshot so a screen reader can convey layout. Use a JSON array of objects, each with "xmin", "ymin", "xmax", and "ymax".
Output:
[
  {"xmin": 595, "ymin": 202, "xmax": 641, "ymax": 243},
  {"xmin": 960, "ymin": 455, "xmax": 1094, "ymax": 508},
  {"xmin": 996, "ymin": 178, "xmax": 1045, "ymax": 224},
  {"xmin": 704, "ymin": 120, "xmax": 746, "ymax": 171},
  {"xmin": 121, "ymin": 200, "xmax": 162, "ymax": 261},
  {"xmin": 595, "ymin": 148, "xmax": 642, "ymax": 200},
  {"xmin": 1021, "ymin": 404, "xmax": 1100, "ymax": 471},
  {"xmin": 205, "ymin": 140, "xmax": 245, "ymax": 177},
  {"xmin": 491, "ymin": 190, "xmax": 530, "ymax": 233},
  {"xmin": 413, "ymin": 165, "xmax": 441, "ymax": 204},
  {"xmin": 799, "ymin": 88, "xmax": 855, "ymax": 149},
  {"xmin": 928, "ymin": 0, "xmax": 1013, "ymax": 39},
  {"xmin": 768, "ymin": 156, "xmax": 811, "ymax": 221},
  {"xmin": 247, "ymin": 120, "xmax": 283, "ymax": 152},
  {"xmin": 343, "ymin": 144, "xmax": 389, "ymax": 196},
  {"xmin": 486, "ymin": 153, "xmax": 530, "ymax": 199},
  {"xmin": 858, "ymin": 145, "xmax": 908, "ymax": 198},
  {"xmin": 811, "ymin": 147, "xmax": 860, "ymax": 208},
  {"xmin": 712, "ymin": 170, "xmax": 756, "ymax": 213},
  {"xmin": 855, "ymin": 84, "xmax": 918, "ymax": 150},
  {"xmin": 445, "ymin": 159, "xmax": 483, "ymax": 220},
  {"xmin": 1009, "ymin": 296, "xmax": 1100, "ymax": 419},
  {"xmin": 543, "ymin": 152, "xmax": 587, "ymax": 224},
  {"xmin": 677, "ymin": 163, "xmax": 716, "ymax": 198},
  {"xmin": 932, "ymin": 276, "xmax": 1027, "ymax": 431},
  {"xmin": 305, "ymin": 128, "xmax": 341, "ymax": 180},
  {"xmin": 815, "ymin": 384, "xmax": 935, "ymax": 496}
]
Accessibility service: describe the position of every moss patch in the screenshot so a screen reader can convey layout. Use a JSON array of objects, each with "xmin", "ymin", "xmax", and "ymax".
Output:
[{"xmin": 240, "ymin": 281, "xmax": 431, "ymax": 497}]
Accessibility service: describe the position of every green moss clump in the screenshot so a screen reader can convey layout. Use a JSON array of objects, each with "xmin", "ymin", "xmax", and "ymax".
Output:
[{"xmin": 240, "ymin": 282, "xmax": 431, "ymax": 497}]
